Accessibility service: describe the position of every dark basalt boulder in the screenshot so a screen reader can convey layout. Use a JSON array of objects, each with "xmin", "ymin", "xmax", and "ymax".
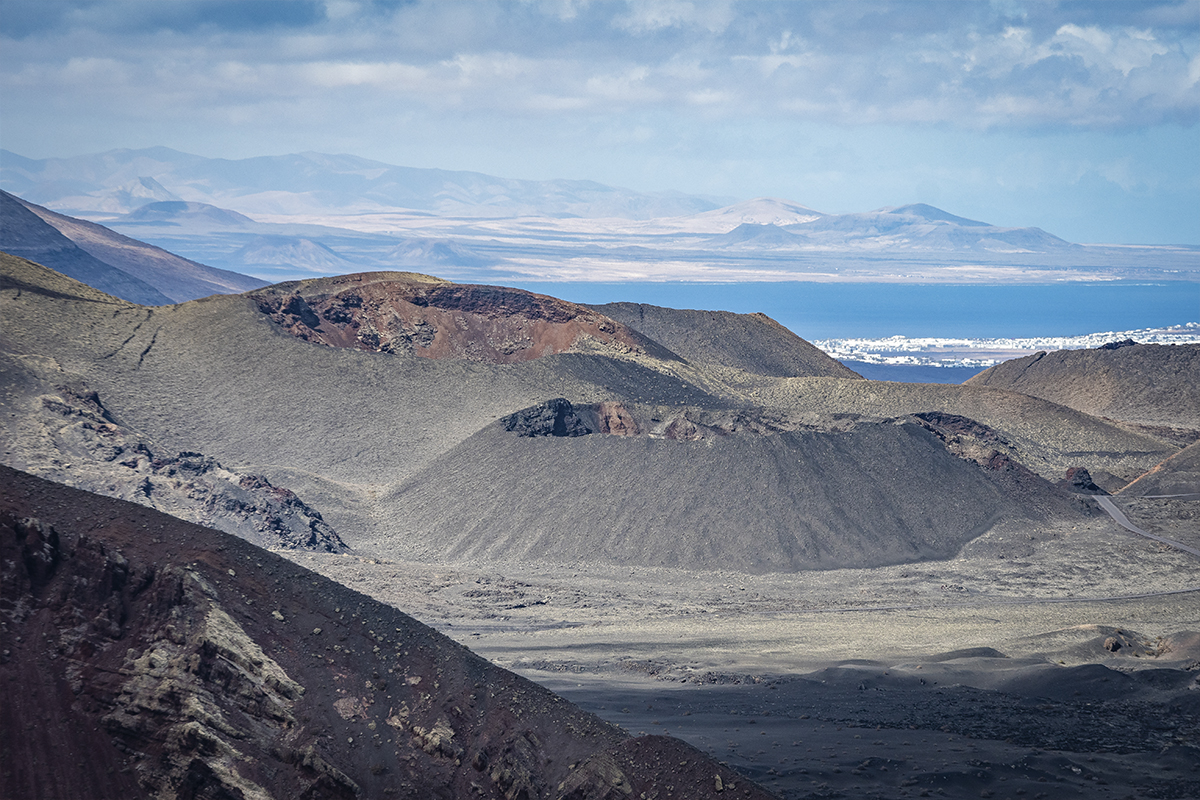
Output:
[
  {"xmin": 1059, "ymin": 466, "xmax": 1108, "ymax": 495},
  {"xmin": 503, "ymin": 398, "xmax": 593, "ymax": 438}
]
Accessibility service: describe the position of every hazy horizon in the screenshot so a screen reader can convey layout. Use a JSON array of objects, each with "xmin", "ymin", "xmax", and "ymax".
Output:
[{"xmin": 1, "ymin": 1, "xmax": 1198, "ymax": 245}]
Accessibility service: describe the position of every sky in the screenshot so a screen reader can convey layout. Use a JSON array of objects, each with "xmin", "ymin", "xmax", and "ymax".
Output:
[{"xmin": 1, "ymin": 0, "xmax": 1198, "ymax": 245}]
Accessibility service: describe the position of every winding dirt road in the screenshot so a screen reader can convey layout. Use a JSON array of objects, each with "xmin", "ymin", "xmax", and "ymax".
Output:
[{"xmin": 1095, "ymin": 495, "xmax": 1200, "ymax": 558}]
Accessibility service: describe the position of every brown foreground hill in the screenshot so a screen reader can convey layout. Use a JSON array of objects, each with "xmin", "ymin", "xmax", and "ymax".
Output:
[{"xmin": 1, "ymin": 465, "xmax": 774, "ymax": 800}]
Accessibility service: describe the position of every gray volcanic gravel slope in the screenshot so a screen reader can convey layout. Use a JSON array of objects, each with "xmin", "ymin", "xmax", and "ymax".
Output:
[
  {"xmin": 967, "ymin": 342, "xmax": 1200, "ymax": 429},
  {"xmin": 1120, "ymin": 440, "xmax": 1200, "ymax": 497},
  {"xmin": 0, "ymin": 344, "xmax": 347, "ymax": 552},
  {"xmin": 1, "ymin": 465, "xmax": 772, "ymax": 800},
  {"xmin": 0, "ymin": 258, "xmax": 1172, "ymax": 569},
  {"xmin": 591, "ymin": 301, "xmax": 861, "ymax": 378},
  {"xmin": 754, "ymin": 376, "xmax": 1178, "ymax": 483},
  {"xmin": 372, "ymin": 415, "xmax": 1085, "ymax": 573},
  {"xmin": 0, "ymin": 259, "xmax": 733, "ymax": 541}
]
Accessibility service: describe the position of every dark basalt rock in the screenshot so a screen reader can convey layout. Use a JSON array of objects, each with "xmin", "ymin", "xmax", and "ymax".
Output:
[
  {"xmin": 503, "ymin": 398, "xmax": 593, "ymax": 438},
  {"xmin": 1060, "ymin": 466, "xmax": 1108, "ymax": 495}
]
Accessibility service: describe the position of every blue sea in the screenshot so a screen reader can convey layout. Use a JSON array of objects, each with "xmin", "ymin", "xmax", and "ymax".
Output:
[{"xmin": 506, "ymin": 281, "xmax": 1200, "ymax": 340}]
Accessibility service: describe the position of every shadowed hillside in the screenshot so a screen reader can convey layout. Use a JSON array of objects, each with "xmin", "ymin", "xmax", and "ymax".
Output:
[
  {"xmin": 15, "ymin": 194, "xmax": 266, "ymax": 301},
  {"xmin": 1, "ymin": 190, "xmax": 171, "ymax": 305},
  {"xmin": 1, "ymin": 465, "xmax": 770, "ymax": 800}
]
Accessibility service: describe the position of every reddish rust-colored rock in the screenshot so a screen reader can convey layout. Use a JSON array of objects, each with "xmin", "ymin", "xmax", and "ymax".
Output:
[
  {"xmin": 252, "ymin": 272, "xmax": 666, "ymax": 364},
  {"xmin": 594, "ymin": 402, "xmax": 641, "ymax": 436}
]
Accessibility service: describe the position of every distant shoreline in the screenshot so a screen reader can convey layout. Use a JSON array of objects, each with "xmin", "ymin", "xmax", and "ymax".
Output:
[{"xmin": 510, "ymin": 280, "xmax": 1200, "ymax": 341}]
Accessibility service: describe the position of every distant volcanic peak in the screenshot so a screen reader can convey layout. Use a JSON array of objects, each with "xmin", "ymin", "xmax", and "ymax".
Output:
[
  {"xmin": 884, "ymin": 203, "xmax": 991, "ymax": 227},
  {"xmin": 702, "ymin": 197, "xmax": 826, "ymax": 225},
  {"xmin": 251, "ymin": 272, "xmax": 653, "ymax": 364},
  {"xmin": 122, "ymin": 200, "xmax": 256, "ymax": 226}
]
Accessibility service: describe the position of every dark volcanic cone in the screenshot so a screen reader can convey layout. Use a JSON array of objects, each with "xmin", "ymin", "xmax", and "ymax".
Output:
[
  {"xmin": 251, "ymin": 272, "xmax": 680, "ymax": 364},
  {"xmin": 0, "ymin": 465, "xmax": 774, "ymax": 800}
]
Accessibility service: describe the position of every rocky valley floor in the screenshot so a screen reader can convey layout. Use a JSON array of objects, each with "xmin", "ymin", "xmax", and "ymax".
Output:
[{"xmin": 298, "ymin": 497, "xmax": 1200, "ymax": 799}]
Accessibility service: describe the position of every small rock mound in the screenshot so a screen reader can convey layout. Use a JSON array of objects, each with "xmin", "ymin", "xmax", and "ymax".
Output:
[{"xmin": 1058, "ymin": 466, "xmax": 1108, "ymax": 495}]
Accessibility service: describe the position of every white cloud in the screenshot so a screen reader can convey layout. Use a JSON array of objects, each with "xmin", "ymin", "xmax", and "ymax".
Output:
[
  {"xmin": 4, "ymin": 1, "xmax": 1197, "ymax": 130},
  {"xmin": 613, "ymin": 0, "xmax": 735, "ymax": 34}
]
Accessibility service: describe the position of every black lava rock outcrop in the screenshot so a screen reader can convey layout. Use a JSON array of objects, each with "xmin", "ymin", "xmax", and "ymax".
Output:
[
  {"xmin": 1058, "ymin": 466, "xmax": 1109, "ymax": 495},
  {"xmin": 503, "ymin": 398, "xmax": 594, "ymax": 437}
]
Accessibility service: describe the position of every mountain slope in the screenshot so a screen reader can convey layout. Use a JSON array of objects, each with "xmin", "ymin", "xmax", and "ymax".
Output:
[
  {"xmin": 1118, "ymin": 440, "xmax": 1200, "ymax": 497},
  {"xmin": 753, "ymin": 376, "xmax": 1178, "ymax": 485},
  {"xmin": 0, "ymin": 190, "xmax": 172, "ymax": 305},
  {"xmin": 1, "ymin": 465, "xmax": 769, "ymax": 800},
  {"xmin": 590, "ymin": 301, "xmax": 860, "ymax": 378},
  {"xmin": 13, "ymin": 193, "xmax": 266, "ymax": 301},
  {"xmin": 966, "ymin": 342, "xmax": 1200, "ymax": 429}
]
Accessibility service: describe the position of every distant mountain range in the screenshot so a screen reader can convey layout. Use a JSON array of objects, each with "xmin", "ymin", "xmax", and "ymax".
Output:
[
  {"xmin": 2, "ymin": 147, "xmax": 1067, "ymax": 250},
  {"xmin": 4, "ymin": 147, "xmax": 1196, "ymax": 287},
  {"xmin": 0, "ymin": 146, "xmax": 729, "ymax": 220},
  {"xmin": 701, "ymin": 203, "xmax": 1072, "ymax": 253}
]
